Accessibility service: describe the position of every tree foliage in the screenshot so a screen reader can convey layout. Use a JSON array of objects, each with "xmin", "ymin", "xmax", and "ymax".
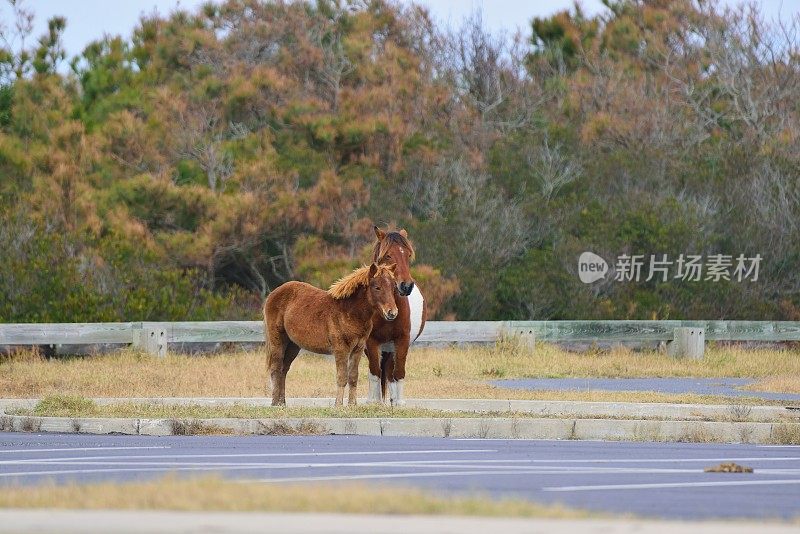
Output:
[{"xmin": 0, "ymin": 0, "xmax": 798, "ymax": 321}]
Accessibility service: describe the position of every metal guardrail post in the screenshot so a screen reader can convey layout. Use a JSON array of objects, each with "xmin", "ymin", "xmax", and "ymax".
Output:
[
  {"xmin": 133, "ymin": 322, "xmax": 167, "ymax": 357},
  {"xmin": 668, "ymin": 327, "xmax": 705, "ymax": 359},
  {"xmin": 499, "ymin": 322, "xmax": 536, "ymax": 350},
  {"xmin": 519, "ymin": 329, "xmax": 536, "ymax": 350}
]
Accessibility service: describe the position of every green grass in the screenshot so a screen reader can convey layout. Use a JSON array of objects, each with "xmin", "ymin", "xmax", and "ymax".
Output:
[{"xmin": 33, "ymin": 394, "xmax": 98, "ymax": 416}]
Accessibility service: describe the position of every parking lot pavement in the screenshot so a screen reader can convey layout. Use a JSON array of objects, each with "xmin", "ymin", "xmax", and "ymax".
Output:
[
  {"xmin": 490, "ymin": 377, "xmax": 800, "ymax": 401},
  {"xmin": 2, "ymin": 432, "xmax": 799, "ymax": 520}
]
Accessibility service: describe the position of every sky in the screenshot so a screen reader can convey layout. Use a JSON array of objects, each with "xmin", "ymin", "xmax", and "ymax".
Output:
[{"xmin": 0, "ymin": 0, "xmax": 797, "ymax": 60}]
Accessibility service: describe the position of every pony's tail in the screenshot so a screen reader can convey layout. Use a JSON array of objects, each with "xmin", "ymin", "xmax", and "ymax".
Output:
[
  {"xmin": 262, "ymin": 301, "xmax": 270, "ymax": 352},
  {"xmin": 380, "ymin": 351, "xmax": 391, "ymax": 400},
  {"xmin": 263, "ymin": 301, "xmax": 272, "ymax": 394}
]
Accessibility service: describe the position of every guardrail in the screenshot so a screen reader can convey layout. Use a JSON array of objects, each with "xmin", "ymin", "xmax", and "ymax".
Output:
[{"xmin": 1, "ymin": 320, "xmax": 799, "ymax": 357}]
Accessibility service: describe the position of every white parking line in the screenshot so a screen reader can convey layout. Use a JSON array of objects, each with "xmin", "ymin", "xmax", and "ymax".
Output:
[
  {"xmin": 0, "ymin": 460, "xmax": 706, "ymax": 473},
  {"xmin": 0, "ymin": 465, "xmax": 298, "ymax": 478},
  {"xmin": 251, "ymin": 470, "xmax": 545, "ymax": 483},
  {"xmin": 252, "ymin": 467, "xmax": 794, "ymax": 484},
  {"xmin": 3, "ymin": 457, "xmax": 528, "ymax": 466},
  {"xmin": 0, "ymin": 449, "xmax": 496, "ymax": 465},
  {"xmin": 4, "ymin": 459, "xmax": 522, "ymax": 468},
  {"xmin": 0, "ymin": 446, "xmax": 171, "ymax": 454},
  {"xmin": 398, "ymin": 456, "xmax": 800, "ymax": 464},
  {"xmin": 14, "ymin": 467, "xmax": 669, "ymax": 484},
  {"xmin": 3, "ymin": 465, "xmax": 611, "ymax": 479},
  {"xmin": 3, "ymin": 452, "xmax": 797, "ymax": 467},
  {"xmin": 0, "ymin": 457, "xmax": 520, "ymax": 466},
  {"xmin": 6, "ymin": 456, "xmax": 800, "ymax": 476},
  {"xmin": 544, "ymin": 479, "xmax": 800, "ymax": 492},
  {"xmin": 454, "ymin": 439, "xmax": 559, "ymax": 441},
  {"xmin": 10, "ymin": 460, "xmax": 800, "ymax": 479},
  {"xmin": 7, "ymin": 465, "xmax": 800, "ymax": 481}
]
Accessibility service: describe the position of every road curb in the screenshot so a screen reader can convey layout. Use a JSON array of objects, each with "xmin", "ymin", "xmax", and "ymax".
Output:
[
  {"xmin": 3, "ymin": 397, "xmax": 799, "ymax": 443},
  {"xmin": 2, "ymin": 397, "xmax": 799, "ymax": 422},
  {"xmin": 1, "ymin": 510, "xmax": 797, "ymax": 534},
  {"xmin": 2, "ymin": 412, "xmax": 799, "ymax": 443}
]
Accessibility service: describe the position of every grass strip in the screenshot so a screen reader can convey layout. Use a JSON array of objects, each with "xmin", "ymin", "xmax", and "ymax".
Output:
[
  {"xmin": 8, "ymin": 395, "xmax": 798, "ymax": 424},
  {"xmin": 0, "ymin": 475, "xmax": 593, "ymax": 518}
]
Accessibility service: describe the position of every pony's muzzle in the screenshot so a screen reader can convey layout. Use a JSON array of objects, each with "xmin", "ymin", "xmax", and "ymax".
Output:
[
  {"xmin": 398, "ymin": 281, "xmax": 414, "ymax": 296},
  {"xmin": 384, "ymin": 308, "xmax": 398, "ymax": 321}
]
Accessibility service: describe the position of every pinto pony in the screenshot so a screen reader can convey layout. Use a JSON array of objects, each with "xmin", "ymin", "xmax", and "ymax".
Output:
[
  {"xmin": 264, "ymin": 263, "xmax": 398, "ymax": 406},
  {"xmin": 366, "ymin": 226, "xmax": 427, "ymax": 405}
]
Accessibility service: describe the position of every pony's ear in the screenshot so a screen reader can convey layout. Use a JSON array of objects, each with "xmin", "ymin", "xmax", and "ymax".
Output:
[
  {"xmin": 374, "ymin": 225, "xmax": 386, "ymax": 240},
  {"xmin": 399, "ymin": 228, "xmax": 408, "ymax": 238},
  {"xmin": 368, "ymin": 263, "xmax": 379, "ymax": 278},
  {"xmin": 388, "ymin": 262, "xmax": 398, "ymax": 274}
]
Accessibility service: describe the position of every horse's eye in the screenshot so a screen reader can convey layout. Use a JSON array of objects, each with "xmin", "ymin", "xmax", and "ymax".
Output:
[{"xmin": 385, "ymin": 255, "xmax": 392, "ymax": 260}]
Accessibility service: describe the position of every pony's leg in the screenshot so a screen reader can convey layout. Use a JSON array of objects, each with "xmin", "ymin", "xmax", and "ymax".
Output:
[
  {"xmin": 268, "ymin": 333, "xmax": 289, "ymax": 407},
  {"xmin": 334, "ymin": 350, "xmax": 348, "ymax": 406},
  {"xmin": 279, "ymin": 342, "xmax": 301, "ymax": 405},
  {"xmin": 365, "ymin": 338, "xmax": 382, "ymax": 404},
  {"xmin": 347, "ymin": 347, "xmax": 363, "ymax": 406},
  {"xmin": 380, "ymin": 351, "xmax": 394, "ymax": 403},
  {"xmin": 388, "ymin": 334, "xmax": 410, "ymax": 407}
]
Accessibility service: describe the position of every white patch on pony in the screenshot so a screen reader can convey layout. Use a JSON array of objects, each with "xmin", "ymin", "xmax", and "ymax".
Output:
[
  {"xmin": 389, "ymin": 379, "xmax": 405, "ymax": 406},
  {"xmin": 367, "ymin": 373, "xmax": 382, "ymax": 403},
  {"xmin": 408, "ymin": 285, "xmax": 424, "ymax": 344}
]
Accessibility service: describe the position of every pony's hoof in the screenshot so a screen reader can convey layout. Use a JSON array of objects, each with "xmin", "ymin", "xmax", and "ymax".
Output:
[
  {"xmin": 388, "ymin": 379, "xmax": 405, "ymax": 407},
  {"xmin": 367, "ymin": 374, "xmax": 382, "ymax": 403}
]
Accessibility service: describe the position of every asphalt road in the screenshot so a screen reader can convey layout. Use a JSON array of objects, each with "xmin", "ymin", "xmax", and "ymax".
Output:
[
  {"xmin": 1, "ymin": 433, "xmax": 799, "ymax": 520},
  {"xmin": 491, "ymin": 377, "xmax": 800, "ymax": 401}
]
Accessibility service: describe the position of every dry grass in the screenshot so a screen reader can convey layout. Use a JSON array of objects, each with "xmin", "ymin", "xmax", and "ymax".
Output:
[
  {"xmin": 13, "ymin": 394, "xmax": 525, "ymax": 420},
  {"xmin": 19, "ymin": 394, "xmax": 781, "ymax": 421},
  {"xmin": 677, "ymin": 426, "xmax": 717, "ymax": 443},
  {"xmin": 0, "ymin": 349, "xmax": 269, "ymax": 398},
  {"xmin": 748, "ymin": 376, "xmax": 800, "ymax": 394},
  {"xmin": 169, "ymin": 419, "xmax": 234, "ymax": 436},
  {"xmin": 1, "ymin": 341, "xmax": 799, "ymax": 404},
  {"xmin": 771, "ymin": 424, "xmax": 800, "ymax": 445},
  {"xmin": 435, "ymin": 338, "xmax": 800, "ymax": 380},
  {"xmin": 255, "ymin": 420, "xmax": 327, "ymax": 435},
  {"xmin": 0, "ymin": 475, "xmax": 591, "ymax": 518}
]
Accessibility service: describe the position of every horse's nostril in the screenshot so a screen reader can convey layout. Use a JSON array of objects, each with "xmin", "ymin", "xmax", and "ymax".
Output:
[{"xmin": 399, "ymin": 282, "xmax": 414, "ymax": 296}]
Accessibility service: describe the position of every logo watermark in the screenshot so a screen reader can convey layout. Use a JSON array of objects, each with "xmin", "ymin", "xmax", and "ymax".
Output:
[
  {"xmin": 578, "ymin": 252, "xmax": 609, "ymax": 283},
  {"xmin": 578, "ymin": 253, "xmax": 762, "ymax": 284}
]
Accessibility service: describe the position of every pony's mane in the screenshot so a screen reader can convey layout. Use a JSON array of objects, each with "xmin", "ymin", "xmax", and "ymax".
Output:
[
  {"xmin": 374, "ymin": 231, "xmax": 415, "ymax": 262},
  {"xmin": 328, "ymin": 264, "xmax": 395, "ymax": 300}
]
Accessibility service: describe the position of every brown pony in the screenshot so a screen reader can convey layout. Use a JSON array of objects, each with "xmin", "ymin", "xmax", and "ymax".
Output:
[
  {"xmin": 264, "ymin": 263, "xmax": 398, "ymax": 406},
  {"xmin": 365, "ymin": 226, "xmax": 427, "ymax": 405}
]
